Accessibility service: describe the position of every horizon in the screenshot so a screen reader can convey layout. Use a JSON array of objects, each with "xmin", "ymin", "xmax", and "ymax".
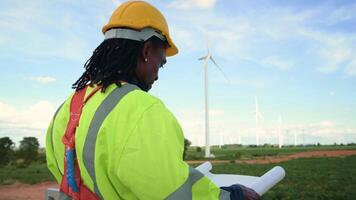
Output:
[{"xmin": 0, "ymin": 0, "xmax": 355, "ymax": 147}]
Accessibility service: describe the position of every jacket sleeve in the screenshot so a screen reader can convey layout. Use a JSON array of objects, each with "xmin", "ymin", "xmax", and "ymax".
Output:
[
  {"xmin": 45, "ymin": 119, "xmax": 62, "ymax": 183},
  {"xmin": 115, "ymin": 102, "xmax": 231, "ymax": 200},
  {"xmin": 45, "ymin": 102, "xmax": 66, "ymax": 184}
]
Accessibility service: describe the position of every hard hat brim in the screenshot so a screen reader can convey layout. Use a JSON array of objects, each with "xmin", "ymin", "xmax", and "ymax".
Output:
[
  {"xmin": 102, "ymin": 23, "xmax": 178, "ymax": 57},
  {"xmin": 165, "ymin": 34, "xmax": 178, "ymax": 57}
]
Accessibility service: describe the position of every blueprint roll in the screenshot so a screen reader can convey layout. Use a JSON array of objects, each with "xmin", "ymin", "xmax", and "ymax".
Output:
[
  {"xmin": 250, "ymin": 166, "xmax": 285, "ymax": 196},
  {"xmin": 195, "ymin": 162, "xmax": 212, "ymax": 175}
]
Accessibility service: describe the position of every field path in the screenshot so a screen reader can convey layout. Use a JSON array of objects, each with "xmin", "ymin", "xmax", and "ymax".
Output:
[
  {"xmin": 187, "ymin": 150, "xmax": 356, "ymax": 164},
  {"xmin": 237, "ymin": 150, "xmax": 356, "ymax": 164},
  {"xmin": 0, "ymin": 181, "xmax": 58, "ymax": 200},
  {"xmin": 1, "ymin": 150, "xmax": 356, "ymax": 200}
]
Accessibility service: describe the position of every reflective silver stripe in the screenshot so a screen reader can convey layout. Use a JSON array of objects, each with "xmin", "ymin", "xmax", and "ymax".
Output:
[
  {"xmin": 166, "ymin": 166, "xmax": 231, "ymax": 200},
  {"xmin": 83, "ymin": 84, "xmax": 139, "ymax": 199},
  {"xmin": 219, "ymin": 189, "xmax": 231, "ymax": 200},
  {"xmin": 50, "ymin": 102, "xmax": 64, "ymax": 176},
  {"xmin": 165, "ymin": 166, "xmax": 205, "ymax": 200},
  {"xmin": 58, "ymin": 191, "xmax": 71, "ymax": 200},
  {"xmin": 105, "ymin": 28, "xmax": 166, "ymax": 42},
  {"xmin": 45, "ymin": 188, "xmax": 71, "ymax": 200}
]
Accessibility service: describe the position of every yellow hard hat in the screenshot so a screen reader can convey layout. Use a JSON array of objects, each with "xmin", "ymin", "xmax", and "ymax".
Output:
[{"xmin": 102, "ymin": 1, "xmax": 178, "ymax": 57}]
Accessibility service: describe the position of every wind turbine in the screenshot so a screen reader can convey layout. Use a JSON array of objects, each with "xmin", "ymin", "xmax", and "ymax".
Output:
[
  {"xmin": 198, "ymin": 41, "xmax": 228, "ymax": 158},
  {"xmin": 219, "ymin": 129, "xmax": 223, "ymax": 149},
  {"xmin": 238, "ymin": 128, "xmax": 242, "ymax": 145},
  {"xmin": 277, "ymin": 115, "xmax": 283, "ymax": 148},
  {"xmin": 254, "ymin": 96, "xmax": 264, "ymax": 146}
]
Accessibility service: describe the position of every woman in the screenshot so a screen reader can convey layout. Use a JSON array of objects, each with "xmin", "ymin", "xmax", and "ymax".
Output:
[{"xmin": 46, "ymin": 1, "xmax": 260, "ymax": 199}]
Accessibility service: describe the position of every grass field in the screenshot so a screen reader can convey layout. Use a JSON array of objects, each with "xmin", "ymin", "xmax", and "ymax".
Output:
[
  {"xmin": 186, "ymin": 145, "xmax": 356, "ymax": 160},
  {"xmin": 0, "ymin": 163, "xmax": 54, "ymax": 185},
  {"xmin": 1, "ymin": 146, "xmax": 355, "ymax": 200},
  {"xmin": 212, "ymin": 155, "xmax": 356, "ymax": 200}
]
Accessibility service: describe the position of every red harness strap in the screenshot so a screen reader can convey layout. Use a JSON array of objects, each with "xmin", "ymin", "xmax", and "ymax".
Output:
[{"xmin": 60, "ymin": 86, "xmax": 101, "ymax": 200}]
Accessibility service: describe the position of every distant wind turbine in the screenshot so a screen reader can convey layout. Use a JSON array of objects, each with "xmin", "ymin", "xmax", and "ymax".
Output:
[
  {"xmin": 254, "ymin": 96, "xmax": 264, "ymax": 146},
  {"xmin": 278, "ymin": 115, "xmax": 283, "ymax": 148},
  {"xmin": 238, "ymin": 128, "xmax": 242, "ymax": 145},
  {"xmin": 198, "ymin": 40, "xmax": 228, "ymax": 158}
]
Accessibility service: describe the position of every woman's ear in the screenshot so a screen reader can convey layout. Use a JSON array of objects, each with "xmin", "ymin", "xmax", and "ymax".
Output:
[{"xmin": 141, "ymin": 41, "xmax": 154, "ymax": 62}]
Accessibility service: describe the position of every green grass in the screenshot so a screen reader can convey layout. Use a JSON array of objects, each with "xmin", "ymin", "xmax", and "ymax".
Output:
[
  {"xmin": 0, "ymin": 163, "xmax": 55, "ymax": 185},
  {"xmin": 1, "ymin": 149, "xmax": 355, "ymax": 200},
  {"xmin": 186, "ymin": 145, "xmax": 356, "ymax": 160},
  {"xmin": 211, "ymin": 155, "xmax": 356, "ymax": 200}
]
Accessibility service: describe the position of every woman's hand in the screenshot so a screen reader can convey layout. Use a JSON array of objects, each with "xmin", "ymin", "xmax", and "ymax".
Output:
[
  {"xmin": 221, "ymin": 184, "xmax": 260, "ymax": 200},
  {"xmin": 240, "ymin": 185, "xmax": 260, "ymax": 200}
]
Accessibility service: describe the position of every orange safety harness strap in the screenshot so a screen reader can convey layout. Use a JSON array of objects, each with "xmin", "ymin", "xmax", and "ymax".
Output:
[{"xmin": 60, "ymin": 86, "xmax": 101, "ymax": 200}]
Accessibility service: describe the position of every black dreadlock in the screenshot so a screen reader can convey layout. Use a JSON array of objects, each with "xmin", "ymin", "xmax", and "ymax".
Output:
[{"xmin": 72, "ymin": 37, "xmax": 165, "ymax": 92}]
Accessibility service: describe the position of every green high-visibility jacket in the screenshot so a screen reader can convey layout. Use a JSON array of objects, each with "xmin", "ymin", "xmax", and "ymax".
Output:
[{"xmin": 46, "ymin": 83, "xmax": 230, "ymax": 199}]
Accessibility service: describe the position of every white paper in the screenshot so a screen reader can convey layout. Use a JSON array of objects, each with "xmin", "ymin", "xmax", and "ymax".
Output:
[
  {"xmin": 195, "ymin": 161, "xmax": 212, "ymax": 174},
  {"xmin": 250, "ymin": 166, "xmax": 285, "ymax": 195},
  {"xmin": 195, "ymin": 162, "xmax": 285, "ymax": 196}
]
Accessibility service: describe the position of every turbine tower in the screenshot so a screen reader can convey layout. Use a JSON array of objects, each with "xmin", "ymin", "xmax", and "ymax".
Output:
[
  {"xmin": 238, "ymin": 128, "xmax": 242, "ymax": 145},
  {"xmin": 278, "ymin": 115, "xmax": 283, "ymax": 148},
  {"xmin": 198, "ymin": 41, "xmax": 228, "ymax": 158},
  {"xmin": 254, "ymin": 96, "xmax": 264, "ymax": 146}
]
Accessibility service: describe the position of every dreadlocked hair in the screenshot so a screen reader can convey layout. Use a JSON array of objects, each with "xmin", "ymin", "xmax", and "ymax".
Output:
[
  {"xmin": 72, "ymin": 38, "xmax": 144, "ymax": 92},
  {"xmin": 73, "ymin": 36, "xmax": 167, "ymax": 92}
]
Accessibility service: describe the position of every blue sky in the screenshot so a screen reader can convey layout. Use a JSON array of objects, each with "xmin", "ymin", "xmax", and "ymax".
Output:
[{"xmin": 0, "ymin": 0, "xmax": 355, "ymax": 147}]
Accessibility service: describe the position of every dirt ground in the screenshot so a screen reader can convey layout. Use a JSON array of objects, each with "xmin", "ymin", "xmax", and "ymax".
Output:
[
  {"xmin": 237, "ymin": 150, "xmax": 356, "ymax": 164},
  {"xmin": 0, "ymin": 181, "xmax": 58, "ymax": 200},
  {"xmin": 1, "ymin": 150, "xmax": 356, "ymax": 200}
]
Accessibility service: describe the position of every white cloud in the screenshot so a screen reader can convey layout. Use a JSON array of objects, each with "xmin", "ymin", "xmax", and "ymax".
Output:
[
  {"xmin": 166, "ymin": 2, "xmax": 356, "ymax": 76},
  {"xmin": 314, "ymin": 38, "xmax": 353, "ymax": 73},
  {"xmin": 313, "ymin": 120, "xmax": 336, "ymax": 128},
  {"xmin": 0, "ymin": 1, "xmax": 92, "ymax": 61},
  {"xmin": 325, "ymin": 4, "xmax": 356, "ymax": 25},
  {"xmin": 172, "ymin": 107, "xmax": 229, "ymax": 145},
  {"xmin": 258, "ymin": 120, "xmax": 356, "ymax": 145},
  {"xmin": 261, "ymin": 56, "xmax": 294, "ymax": 70},
  {"xmin": 170, "ymin": 27, "xmax": 199, "ymax": 52},
  {"xmin": 0, "ymin": 101, "xmax": 57, "ymax": 146},
  {"xmin": 26, "ymin": 76, "xmax": 57, "ymax": 84},
  {"xmin": 0, "ymin": 101, "xmax": 56, "ymax": 130},
  {"xmin": 171, "ymin": 106, "xmax": 355, "ymax": 146},
  {"xmin": 225, "ymin": 77, "xmax": 274, "ymax": 89},
  {"xmin": 210, "ymin": 109, "xmax": 224, "ymax": 116},
  {"xmin": 168, "ymin": 0, "xmax": 217, "ymax": 10},
  {"xmin": 112, "ymin": 0, "xmax": 122, "ymax": 7},
  {"xmin": 345, "ymin": 59, "xmax": 356, "ymax": 76}
]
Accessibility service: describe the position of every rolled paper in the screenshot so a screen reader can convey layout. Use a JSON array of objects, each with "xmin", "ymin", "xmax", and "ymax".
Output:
[
  {"xmin": 207, "ymin": 174, "xmax": 259, "ymax": 188},
  {"xmin": 195, "ymin": 161, "xmax": 212, "ymax": 175},
  {"xmin": 195, "ymin": 162, "xmax": 285, "ymax": 196},
  {"xmin": 250, "ymin": 166, "xmax": 285, "ymax": 196}
]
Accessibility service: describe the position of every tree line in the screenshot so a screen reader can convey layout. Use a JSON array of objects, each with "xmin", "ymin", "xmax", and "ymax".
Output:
[
  {"xmin": 0, "ymin": 136, "xmax": 40, "ymax": 167},
  {"xmin": 0, "ymin": 136, "xmax": 193, "ymax": 166}
]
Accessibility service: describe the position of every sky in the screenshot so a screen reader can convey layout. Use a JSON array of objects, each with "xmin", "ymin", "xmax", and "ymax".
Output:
[{"xmin": 0, "ymin": 0, "xmax": 355, "ymax": 147}]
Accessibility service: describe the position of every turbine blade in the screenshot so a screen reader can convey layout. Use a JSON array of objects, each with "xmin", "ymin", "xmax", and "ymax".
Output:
[{"xmin": 210, "ymin": 56, "xmax": 230, "ymax": 82}]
